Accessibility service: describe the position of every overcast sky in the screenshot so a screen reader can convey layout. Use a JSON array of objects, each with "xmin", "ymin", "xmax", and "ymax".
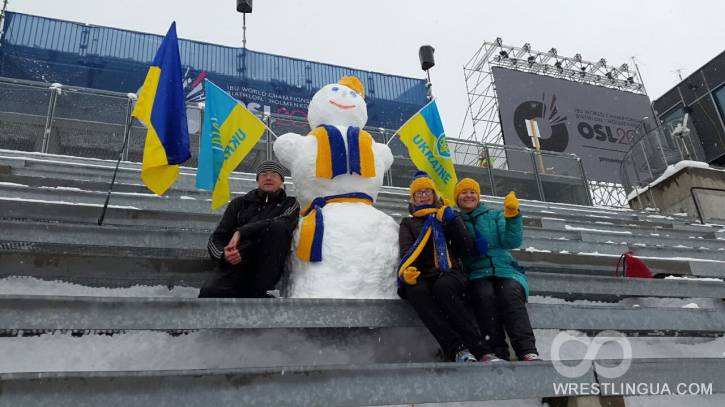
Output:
[{"xmin": 8, "ymin": 0, "xmax": 725, "ymax": 138}]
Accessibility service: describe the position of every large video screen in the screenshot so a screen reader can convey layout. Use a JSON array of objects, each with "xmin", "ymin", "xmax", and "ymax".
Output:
[{"xmin": 493, "ymin": 67, "xmax": 654, "ymax": 183}]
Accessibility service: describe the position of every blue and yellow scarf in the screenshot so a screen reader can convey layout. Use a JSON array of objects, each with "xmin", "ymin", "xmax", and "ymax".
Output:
[
  {"xmin": 297, "ymin": 192, "xmax": 374, "ymax": 262},
  {"xmin": 311, "ymin": 125, "xmax": 376, "ymax": 179},
  {"xmin": 397, "ymin": 205, "xmax": 452, "ymax": 286}
]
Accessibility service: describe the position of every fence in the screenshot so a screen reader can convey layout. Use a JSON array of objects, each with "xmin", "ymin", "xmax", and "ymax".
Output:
[
  {"xmin": 0, "ymin": 76, "xmax": 593, "ymax": 206},
  {"xmin": 619, "ymin": 116, "xmax": 705, "ymax": 197}
]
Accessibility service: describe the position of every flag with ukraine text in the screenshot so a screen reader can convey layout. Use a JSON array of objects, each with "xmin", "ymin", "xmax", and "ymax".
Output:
[
  {"xmin": 397, "ymin": 100, "xmax": 458, "ymax": 202},
  {"xmin": 132, "ymin": 22, "xmax": 190, "ymax": 196},
  {"xmin": 196, "ymin": 79, "xmax": 267, "ymax": 209}
]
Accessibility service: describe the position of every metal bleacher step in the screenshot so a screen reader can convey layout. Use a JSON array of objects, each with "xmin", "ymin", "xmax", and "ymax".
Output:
[
  {"xmin": 2, "ymin": 236, "xmax": 723, "ymax": 291},
  {"xmin": 0, "ymin": 197, "xmax": 219, "ymax": 229},
  {"xmin": 1, "ymin": 149, "xmax": 714, "ymax": 227},
  {"xmin": 0, "ymin": 217, "xmax": 211, "ymax": 249},
  {"xmin": 2, "ymin": 295, "xmax": 724, "ymax": 336},
  {"xmin": 3, "ymin": 149, "xmax": 725, "ymax": 405},
  {"xmin": 2, "ymin": 358, "xmax": 723, "ymax": 406},
  {"xmin": 1, "ymin": 175, "xmax": 698, "ymax": 230},
  {"xmin": 1, "ymin": 216, "xmax": 722, "ymax": 258},
  {"xmin": 525, "ymin": 226, "xmax": 725, "ymax": 251},
  {"xmin": 527, "ymin": 271, "xmax": 725, "ymax": 301},
  {"xmin": 2, "ymin": 246, "xmax": 724, "ymax": 300},
  {"xmin": 514, "ymin": 236, "xmax": 725, "ymax": 262}
]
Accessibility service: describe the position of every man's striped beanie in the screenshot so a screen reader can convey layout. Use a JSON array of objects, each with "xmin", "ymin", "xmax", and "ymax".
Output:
[{"xmin": 256, "ymin": 160, "xmax": 287, "ymax": 181}]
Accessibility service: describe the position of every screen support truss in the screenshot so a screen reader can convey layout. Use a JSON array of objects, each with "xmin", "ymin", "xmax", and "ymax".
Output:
[{"xmin": 458, "ymin": 38, "xmax": 648, "ymax": 207}]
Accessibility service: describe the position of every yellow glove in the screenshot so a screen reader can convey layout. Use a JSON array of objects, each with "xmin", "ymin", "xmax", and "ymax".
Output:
[
  {"xmin": 503, "ymin": 191, "xmax": 520, "ymax": 218},
  {"xmin": 402, "ymin": 267, "xmax": 421, "ymax": 285}
]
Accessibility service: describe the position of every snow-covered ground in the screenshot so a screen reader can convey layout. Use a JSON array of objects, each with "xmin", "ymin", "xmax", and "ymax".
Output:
[{"xmin": 0, "ymin": 276, "xmax": 199, "ymax": 297}]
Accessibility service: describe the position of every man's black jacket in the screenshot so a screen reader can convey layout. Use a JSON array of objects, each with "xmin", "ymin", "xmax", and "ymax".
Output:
[{"xmin": 207, "ymin": 188, "xmax": 299, "ymax": 264}]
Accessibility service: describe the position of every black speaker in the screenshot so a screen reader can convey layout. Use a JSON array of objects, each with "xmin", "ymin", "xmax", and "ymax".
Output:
[
  {"xmin": 237, "ymin": 0, "xmax": 253, "ymax": 13},
  {"xmin": 419, "ymin": 45, "xmax": 435, "ymax": 71}
]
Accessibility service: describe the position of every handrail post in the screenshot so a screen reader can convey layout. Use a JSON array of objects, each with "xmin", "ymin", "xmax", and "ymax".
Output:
[
  {"xmin": 653, "ymin": 129, "xmax": 668, "ymax": 170},
  {"xmin": 264, "ymin": 113, "xmax": 272, "ymax": 160},
  {"xmin": 576, "ymin": 157, "xmax": 593, "ymax": 206},
  {"xmin": 41, "ymin": 84, "xmax": 62, "ymax": 153},
  {"xmin": 530, "ymin": 148, "xmax": 546, "ymax": 202},
  {"xmin": 483, "ymin": 144, "xmax": 496, "ymax": 196}
]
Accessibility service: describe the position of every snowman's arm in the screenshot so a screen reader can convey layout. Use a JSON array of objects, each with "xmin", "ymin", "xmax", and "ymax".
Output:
[
  {"xmin": 373, "ymin": 141, "xmax": 394, "ymax": 172},
  {"xmin": 272, "ymin": 132, "xmax": 304, "ymax": 168}
]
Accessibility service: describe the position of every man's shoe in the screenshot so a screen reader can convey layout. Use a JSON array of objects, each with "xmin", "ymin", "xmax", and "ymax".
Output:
[
  {"xmin": 480, "ymin": 353, "xmax": 504, "ymax": 363},
  {"xmin": 521, "ymin": 353, "xmax": 541, "ymax": 361},
  {"xmin": 454, "ymin": 349, "xmax": 477, "ymax": 363}
]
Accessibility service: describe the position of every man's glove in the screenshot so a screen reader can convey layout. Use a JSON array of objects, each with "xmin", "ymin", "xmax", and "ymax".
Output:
[
  {"xmin": 402, "ymin": 267, "xmax": 421, "ymax": 285},
  {"xmin": 436, "ymin": 205, "xmax": 457, "ymax": 224},
  {"xmin": 503, "ymin": 191, "xmax": 520, "ymax": 218}
]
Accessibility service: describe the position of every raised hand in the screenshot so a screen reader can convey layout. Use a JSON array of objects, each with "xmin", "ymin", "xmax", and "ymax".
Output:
[{"xmin": 503, "ymin": 191, "xmax": 520, "ymax": 218}]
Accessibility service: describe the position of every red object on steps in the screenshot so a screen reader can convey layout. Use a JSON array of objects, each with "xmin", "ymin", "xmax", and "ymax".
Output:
[{"xmin": 616, "ymin": 251, "xmax": 653, "ymax": 278}]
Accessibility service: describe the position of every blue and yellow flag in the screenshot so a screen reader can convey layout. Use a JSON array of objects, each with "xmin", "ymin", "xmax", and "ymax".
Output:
[
  {"xmin": 196, "ymin": 79, "xmax": 267, "ymax": 209},
  {"xmin": 132, "ymin": 22, "xmax": 190, "ymax": 196},
  {"xmin": 397, "ymin": 100, "xmax": 458, "ymax": 202}
]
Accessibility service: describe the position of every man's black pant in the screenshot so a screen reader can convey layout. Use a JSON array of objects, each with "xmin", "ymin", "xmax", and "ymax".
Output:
[
  {"xmin": 198, "ymin": 220, "xmax": 293, "ymax": 298},
  {"xmin": 402, "ymin": 273, "xmax": 491, "ymax": 361},
  {"xmin": 469, "ymin": 277, "xmax": 537, "ymax": 360}
]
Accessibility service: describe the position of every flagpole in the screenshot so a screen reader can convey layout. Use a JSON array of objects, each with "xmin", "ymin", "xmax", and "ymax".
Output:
[
  {"xmin": 385, "ymin": 98, "xmax": 436, "ymax": 146},
  {"xmin": 261, "ymin": 117, "xmax": 279, "ymax": 139},
  {"xmin": 385, "ymin": 130, "xmax": 400, "ymax": 146},
  {"xmin": 98, "ymin": 93, "xmax": 136, "ymax": 226}
]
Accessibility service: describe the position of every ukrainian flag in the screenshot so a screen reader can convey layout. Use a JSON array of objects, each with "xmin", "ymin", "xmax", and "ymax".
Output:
[
  {"xmin": 397, "ymin": 100, "xmax": 458, "ymax": 202},
  {"xmin": 133, "ymin": 22, "xmax": 190, "ymax": 196},
  {"xmin": 196, "ymin": 79, "xmax": 267, "ymax": 209}
]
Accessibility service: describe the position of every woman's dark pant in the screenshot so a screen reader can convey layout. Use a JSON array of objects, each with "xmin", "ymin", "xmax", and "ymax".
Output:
[
  {"xmin": 198, "ymin": 221, "xmax": 292, "ymax": 298},
  {"xmin": 403, "ymin": 273, "xmax": 491, "ymax": 361},
  {"xmin": 469, "ymin": 277, "xmax": 537, "ymax": 360}
]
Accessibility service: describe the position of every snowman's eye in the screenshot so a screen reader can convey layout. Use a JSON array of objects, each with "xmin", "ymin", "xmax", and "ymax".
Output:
[
  {"xmin": 350, "ymin": 91, "xmax": 357, "ymax": 98},
  {"xmin": 331, "ymin": 86, "xmax": 339, "ymax": 92}
]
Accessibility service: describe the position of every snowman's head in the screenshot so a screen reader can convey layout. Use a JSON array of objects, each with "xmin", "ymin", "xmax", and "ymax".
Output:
[{"xmin": 307, "ymin": 76, "xmax": 367, "ymax": 129}]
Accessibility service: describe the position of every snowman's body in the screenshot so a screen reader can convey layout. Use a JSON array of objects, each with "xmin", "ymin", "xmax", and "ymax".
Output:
[{"xmin": 273, "ymin": 78, "xmax": 399, "ymax": 299}]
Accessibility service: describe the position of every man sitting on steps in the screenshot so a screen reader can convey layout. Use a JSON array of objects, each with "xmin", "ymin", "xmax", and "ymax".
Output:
[{"xmin": 198, "ymin": 161, "xmax": 300, "ymax": 298}]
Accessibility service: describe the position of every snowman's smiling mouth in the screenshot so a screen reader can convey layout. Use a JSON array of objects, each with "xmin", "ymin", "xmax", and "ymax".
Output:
[{"xmin": 329, "ymin": 100, "xmax": 356, "ymax": 110}]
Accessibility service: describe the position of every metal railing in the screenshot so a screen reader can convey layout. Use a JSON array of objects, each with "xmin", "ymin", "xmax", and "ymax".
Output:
[
  {"xmin": 619, "ymin": 115, "xmax": 704, "ymax": 198},
  {"xmin": 0, "ymin": 76, "xmax": 593, "ymax": 206}
]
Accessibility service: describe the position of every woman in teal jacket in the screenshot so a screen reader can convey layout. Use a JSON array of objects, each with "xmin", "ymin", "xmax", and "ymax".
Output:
[{"xmin": 455, "ymin": 178, "xmax": 539, "ymax": 362}]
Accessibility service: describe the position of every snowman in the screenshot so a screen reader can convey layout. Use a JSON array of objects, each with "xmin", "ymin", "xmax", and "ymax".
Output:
[{"xmin": 273, "ymin": 76, "xmax": 399, "ymax": 299}]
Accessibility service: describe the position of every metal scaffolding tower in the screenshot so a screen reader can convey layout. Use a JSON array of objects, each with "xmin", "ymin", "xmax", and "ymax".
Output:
[{"xmin": 459, "ymin": 38, "xmax": 648, "ymax": 207}]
